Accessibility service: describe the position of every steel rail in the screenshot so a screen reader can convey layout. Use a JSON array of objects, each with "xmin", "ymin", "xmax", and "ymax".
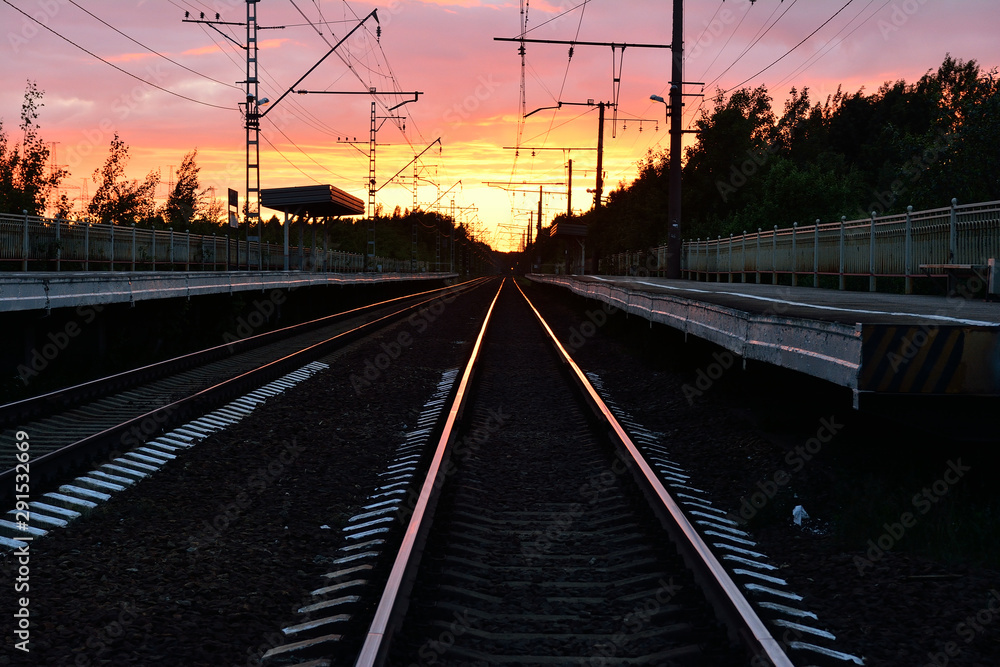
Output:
[
  {"xmin": 354, "ymin": 276, "xmax": 793, "ymax": 666},
  {"xmin": 0, "ymin": 278, "xmax": 492, "ymax": 503},
  {"xmin": 1, "ymin": 279, "xmax": 483, "ymax": 429},
  {"xmin": 354, "ymin": 277, "xmax": 505, "ymax": 666},
  {"xmin": 513, "ymin": 279, "xmax": 794, "ymax": 667}
]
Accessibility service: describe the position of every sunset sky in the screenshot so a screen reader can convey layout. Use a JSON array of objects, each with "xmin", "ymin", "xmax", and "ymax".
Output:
[{"xmin": 2, "ymin": 0, "xmax": 999, "ymax": 251}]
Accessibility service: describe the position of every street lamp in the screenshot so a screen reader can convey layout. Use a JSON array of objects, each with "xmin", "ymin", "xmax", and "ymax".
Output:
[{"xmin": 650, "ymin": 94, "xmax": 667, "ymax": 121}]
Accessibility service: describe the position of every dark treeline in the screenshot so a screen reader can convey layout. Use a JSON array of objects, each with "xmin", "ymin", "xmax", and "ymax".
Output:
[
  {"xmin": 0, "ymin": 80, "xmax": 484, "ymax": 267},
  {"xmin": 535, "ymin": 55, "xmax": 1000, "ymax": 264},
  {"xmin": 260, "ymin": 206, "xmax": 488, "ymax": 269}
]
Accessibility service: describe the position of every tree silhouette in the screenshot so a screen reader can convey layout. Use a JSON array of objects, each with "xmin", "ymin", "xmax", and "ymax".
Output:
[
  {"xmin": 163, "ymin": 150, "xmax": 204, "ymax": 231},
  {"xmin": 0, "ymin": 81, "xmax": 65, "ymax": 215},
  {"xmin": 88, "ymin": 133, "xmax": 159, "ymax": 225}
]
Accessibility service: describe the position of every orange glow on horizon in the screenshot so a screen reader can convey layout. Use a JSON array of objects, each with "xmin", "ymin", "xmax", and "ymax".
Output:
[{"xmin": 3, "ymin": 1, "xmax": 997, "ymax": 252}]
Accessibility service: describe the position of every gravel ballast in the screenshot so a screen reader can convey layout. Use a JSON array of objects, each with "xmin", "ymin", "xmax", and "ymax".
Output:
[
  {"xmin": 3, "ymin": 277, "xmax": 997, "ymax": 666},
  {"xmin": 524, "ymin": 279, "xmax": 1000, "ymax": 667},
  {"xmin": 0, "ymin": 283, "xmax": 496, "ymax": 666}
]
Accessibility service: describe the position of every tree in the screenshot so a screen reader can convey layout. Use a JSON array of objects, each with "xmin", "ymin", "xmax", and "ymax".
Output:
[
  {"xmin": 673, "ymin": 85, "xmax": 778, "ymax": 239},
  {"xmin": 163, "ymin": 150, "xmax": 203, "ymax": 230},
  {"xmin": 521, "ymin": 55, "xmax": 1000, "ymax": 272},
  {"xmin": 55, "ymin": 192, "xmax": 73, "ymax": 219},
  {"xmin": 0, "ymin": 81, "xmax": 66, "ymax": 215},
  {"xmin": 88, "ymin": 133, "xmax": 159, "ymax": 225},
  {"xmin": 199, "ymin": 196, "xmax": 226, "ymax": 226}
]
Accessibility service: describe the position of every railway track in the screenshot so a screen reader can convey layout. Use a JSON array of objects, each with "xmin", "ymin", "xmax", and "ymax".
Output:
[
  {"xmin": 0, "ymin": 278, "xmax": 488, "ymax": 519},
  {"xmin": 382, "ymin": 278, "xmax": 752, "ymax": 665},
  {"xmin": 260, "ymin": 278, "xmax": 822, "ymax": 666},
  {"xmin": 0, "ymin": 275, "xmax": 867, "ymax": 665}
]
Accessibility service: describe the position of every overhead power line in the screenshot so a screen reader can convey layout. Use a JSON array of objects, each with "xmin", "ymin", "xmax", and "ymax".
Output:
[
  {"xmin": 706, "ymin": 0, "xmax": 798, "ymax": 90},
  {"xmin": 521, "ymin": 0, "xmax": 592, "ymax": 37},
  {"xmin": 2, "ymin": 0, "xmax": 232, "ymax": 110},
  {"xmin": 284, "ymin": 0, "xmax": 417, "ymax": 153},
  {"xmin": 774, "ymin": 0, "xmax": 888, "ymax": 89},
  {"xmin": 64, "ymin": 0, "xmax": 240, "ymax": 90},
  {"xmin": 724, "ymin": 0, "xmax": 857, "ymax": 93},
  {"xmin": 259, "ymin": 132, "xmax": 322, "ymax": 185},
  {"xmin": 263, "ymin": 116, "xmax": 350, "ymax": 181}
]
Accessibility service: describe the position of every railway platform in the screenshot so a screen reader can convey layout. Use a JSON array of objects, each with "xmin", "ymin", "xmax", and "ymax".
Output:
[
  {"xmin": 528, "ymin": 274, "xmax": 1000, "ymax": 404},
  {"xmin": 0, "ymin": 270, "xmax": 458, "ymax": 314}
]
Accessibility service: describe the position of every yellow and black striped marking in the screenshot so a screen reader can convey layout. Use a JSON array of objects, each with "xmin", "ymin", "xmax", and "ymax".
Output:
[{"xmin": 860, "ymin": 325, "xmax": 1000, "ymax": 394}]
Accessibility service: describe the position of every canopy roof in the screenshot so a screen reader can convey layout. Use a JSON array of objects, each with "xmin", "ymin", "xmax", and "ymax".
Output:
[
  {"xmin": 550, "ymin": 222, "xmax": 587, "ymax": 237},
  {"xmin": 261, "ymin": 184, "xmax": 365, "ymax": 218}
]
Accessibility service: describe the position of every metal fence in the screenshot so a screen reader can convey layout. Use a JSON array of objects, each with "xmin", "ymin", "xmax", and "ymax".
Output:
[
  {"xmin": 601, "ymin": 199, "xmax": 1000, "ymax": 292},
  {"xmin": 0, "ymin": 213, "xmax": 422, "ymax": 273}
]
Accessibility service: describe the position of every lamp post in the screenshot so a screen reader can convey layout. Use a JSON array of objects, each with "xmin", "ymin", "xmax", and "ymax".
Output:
[{"xmin": 650, "ymin": 93, "xmax": 676, "ymax": 278}]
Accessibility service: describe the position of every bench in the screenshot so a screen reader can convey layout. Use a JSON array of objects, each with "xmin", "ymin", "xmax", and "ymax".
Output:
[{"xmin": 919, "ymin": 260, "xmax": 999, "ymax": 298}]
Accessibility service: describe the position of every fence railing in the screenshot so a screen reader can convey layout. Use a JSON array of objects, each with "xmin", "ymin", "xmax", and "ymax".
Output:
[
  {"xmin": 0, "ymin": 213, "xmax": 427, "ymax": 273},
  {"xmin": 601, "ymin": 199, "xmax": 1000, "ymax": 293}
]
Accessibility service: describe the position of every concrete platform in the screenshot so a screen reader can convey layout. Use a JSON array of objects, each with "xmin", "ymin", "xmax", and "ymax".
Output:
[
  {"xmin": 0, "ymin": 271, "xmax": 458, "ymax": 314},
  {"xmin": 528, "ymin": 274, "xmax": 1000, "ymax": 402}
]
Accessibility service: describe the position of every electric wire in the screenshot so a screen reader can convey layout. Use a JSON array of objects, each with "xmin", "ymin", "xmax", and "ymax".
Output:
[
  {"xmin": 177, "ymin": 0, "xmax": 379, "ymax": 212},
  {"xmin": 508, "ymin": 0, "xmax": 592, "ymax": 209},
  {"xmin": 1, "ymin": 0, "xmax": 232, "ymax": 110},
  {"xmin": 724, "ymin": 0, "xmax": 857, "ymax": 93},
  {"xmin": 508, "ymin": 0, "xmax": 531, "ymax": 187},
  {"xmin": 610, "ymin": 1, "xmax": 877, "ymax": 207},
  {"xmin": 64, "ymin": 0, "xmax": 240, "ymax": 90},
  {"xmin": 555, "ymin": 1, "xmax": 589, "ymax": 108},
  {"xmin": 263, "ymin": 116, "xmax": 351, "ymax": 181},
  {"xmin": 310, "ymin": 0, "xmax": 329, "ymax": 29},
  {"xmin": 333, "ymin": 0, "xmax": 424, "ymax": 181},
  {"xmin": 200, "ymin": 15, "xmax": 354, "ymax": 143},
  {"xmin": 526, "ymin": 62, "xmax": 561, "ymax": 104},
  {"xmin": 304, "ymin": 1, "xmax": 433, "ymax": 211},
  {"xmin": 259, "ymin": 132, "xmax": 323, "ymax": 184},
  {"xmin": 684, "ymin": 0, "xmax": 792, "ymax": 131},
  {"xmin": 280, "ymin": 19, "xmax": 355, "ymax": 27},
  {"xmin": 176, "ymin": 0, "xmax": 361, "ymax": 149},
  {"xmin": 774, "ymin": 0, "xmax": 888, "ymax": 89},
  {"xmin": 197, "ymin": 23, "xmax": 244, "ymax": 72},
  {"xmin": 520, "ymin": 0, "xmax": 592, "ymax": 37},
  {"xmin": 291, "ymin": 0, "xmax": 407, "ymax": 126},
  {"xmin": 293, "ymin": 0, "xmax": 415, "ymax": 149},
  {"xmin": 533, "ymin": 0, "xmax": 589, "ymax": 158},
  {"xmin": 681, "ymin": 1, "xmax": 782, "ymax": 130},
  {"xmin": 691, "ymin": 3, "xmax": 754, "ymax": 86},
  {"xmin": 617, "ymin": 1, "xmax": 866, "ymax": 196},
  {"xmin": 687, "ymin": 0, "xmax": 724, "ymax": 69},
  {"xmin": 705, "ymin": 0, "xmax": 797, "ymax": 90}
]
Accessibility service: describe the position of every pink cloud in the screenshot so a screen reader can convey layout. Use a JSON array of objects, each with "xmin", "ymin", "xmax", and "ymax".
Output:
[{"xmin": 2, "ymin": 0, "xmax": 998, "ymax": 251}]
